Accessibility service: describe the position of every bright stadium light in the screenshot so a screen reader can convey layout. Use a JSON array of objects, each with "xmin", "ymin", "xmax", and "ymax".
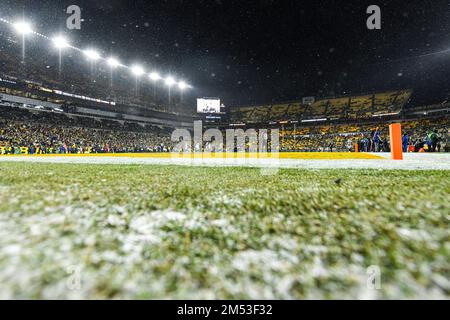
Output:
[
  {"xmin": 107, "ymin": 57, "xmax": 120, "ymax": 68},
  {"xmin": 149, "ymin": 72, "xmax": 161, "ymax": 81},
  {"xmin": 52, "ymin": 36, "xmax": 69, "ymax": 49},
  {"xmin": 14, "ymin": 20, "xmax": 33, "ymax": 61},
  {"xmin": 165, "ymin": 76, "xmax": 176, "ymax": 87},
  {"xmin": 178, "ymin": 81, "xmax": 188, "ymax": 90},
  {"xmin": 83, "ymin": 49, "xmax": 101, "ymax": 61},
  {"xmin": 52, "ymin": 36, "xmax": 69, "ymax": 72},
  {"xmin": 13, "ymin": 21, "xmax": 33, "ymax": 35},
  {"xmin": 131, "ymin": 65, "xmax": 145, "ymax": 76}
]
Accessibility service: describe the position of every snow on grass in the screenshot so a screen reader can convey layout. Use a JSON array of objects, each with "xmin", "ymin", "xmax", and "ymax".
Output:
[
  {"xmin": 0, "ymin": 162, "xmax": 448, "ymax": 299},
  {"xmin": 0, "ymin": 152, "xmax": 449, "ymax": 170}
]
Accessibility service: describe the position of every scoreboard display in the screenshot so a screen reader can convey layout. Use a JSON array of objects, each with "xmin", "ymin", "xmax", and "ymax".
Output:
[{"xmin": 197, "ymin": 98, "xmax": 221, "ymax": 113}]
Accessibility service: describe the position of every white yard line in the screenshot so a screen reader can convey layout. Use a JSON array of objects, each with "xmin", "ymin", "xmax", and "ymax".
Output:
[{"xmin": 0, "ymin": 153, "xmax": 449, "ymax": 170}]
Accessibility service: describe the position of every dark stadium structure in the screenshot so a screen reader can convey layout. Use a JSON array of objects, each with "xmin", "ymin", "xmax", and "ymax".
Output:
[
  {"xmin": 0, "ymin": 42, "xmax": 449, "ymax": 154},
  {"xmin": 0, "ymin": 28, "xmax": 194, "ymax": 153},
  {"xmin": 0, "ymin": 13, "xmax": 448, "ymax": 155},
  {"xmin": 1, "ymin": 72, "xmax": 448, "ymax": 154},
  {"xmin": 1, "ymin": 1, "xmax": 450, "ymax": 303}
]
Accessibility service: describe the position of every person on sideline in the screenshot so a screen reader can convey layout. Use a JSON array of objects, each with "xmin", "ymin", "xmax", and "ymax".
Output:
[
  {"xmin": 402, "ymin": 133, "xmax": 409, "ymax": 152},
  {"xmin": 373, "ymin": 128, "xmax": 381, "ymax": 152}
]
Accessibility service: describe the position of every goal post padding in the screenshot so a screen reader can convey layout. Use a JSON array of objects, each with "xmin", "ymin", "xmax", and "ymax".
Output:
[{"xmin": 389, "ymin": 123, "xmax": 403, "ymax": 160}]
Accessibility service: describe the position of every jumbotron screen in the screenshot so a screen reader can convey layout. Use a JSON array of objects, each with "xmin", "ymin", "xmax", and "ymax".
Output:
[{"xmin": 197, "ymin": 98, "xmax": 221, "ymax": 113}]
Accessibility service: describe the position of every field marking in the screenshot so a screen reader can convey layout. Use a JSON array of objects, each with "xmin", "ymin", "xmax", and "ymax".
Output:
[
  {"xmin": 0, "ymin": 152, "xmax": 449, "ymax": 170},
  {"xmin": 0, "ymin": 152, "xmax": 384, "ymax": 160}
]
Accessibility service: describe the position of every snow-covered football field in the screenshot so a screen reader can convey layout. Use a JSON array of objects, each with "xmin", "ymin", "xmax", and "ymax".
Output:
[{"xmin": 0, "ymin": 152, "xmax": 449, "ymax": 170}]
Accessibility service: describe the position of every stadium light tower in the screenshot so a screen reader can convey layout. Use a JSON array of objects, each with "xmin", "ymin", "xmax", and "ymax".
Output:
[
  {"xmin": 52, "ymin": 36, "xmax": 69, "ymax": 49},
  {"xmin": 177, "ymin": 81, "xmax": 189, "ymax": 105},
  {"xmin": 107, "ymin": 57, "xmax": 120, "ymax": 89},
  {"xmin": 107, "ymin": 57, "xmax": 120, "ymax": 68},
  {"xmin": 165, "ymin": 76, "xmax": 176, "ymax": 87},
  {"xmin": 178, "ymin": 81, "xmax": 188, "ymax": 90},
  {"xmin": 149, "ymin": 72, "xmax": 161, "ymax": 81},
  {"xmin": 13, "ymin": 20, "xmax": 33, "ymax": 61},
  {"xmin": 165, "ymin": 76, "xmax": 176, "ymax": 106},
  {"xmin": 83, "ymin": 49, "xmax": 101, "ymax": 79},
  {"xmin": 148, "ymin": 72, "xmax": 161, "ymax": 101},
  {"xmin": 52, "ymin": 36, "xmax": 69, "ymax": 74},
  {"xmin": 131, "ymin": 65, "xmax": 145, "ymax": 76},
  {"xmin": 13, "ymin": 21, "xmax": 33, "ymax": 35},
  {"xmin": 83, "ymin": 49, "xmax": 101, "ymax": 61},
  {"xmin": 131, "ymin": 65, "xmax": 145, "ymax": 96}
]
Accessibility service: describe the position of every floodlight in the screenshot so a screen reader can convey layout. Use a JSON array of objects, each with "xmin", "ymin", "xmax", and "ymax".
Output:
[
  {"xmin": 107, "ymin": 57, "xmax": 120, "ymax": 68},
  {"xmin": 178, "ymin": 81, "xmax": 188, "ymax": 90},
  {"xmin": 149, "ymin": 72, "xmax": 161, "ymax": 81},
  {"xmin": 83, "ymin": 49, "xmax": 100, "ymax": 61},
  {"xmin": 13, "ymin": 21, "xmax": 33, "ymax": 35},
  {"xmin": 52, "ymin": 36, "xmax": 69, "ymax": 49},
  {"xmin": 165, "ymin": 76, "xmax": 176, "ymax": 86},
  {"xmin": 131, "ymin": 65, "xmax": 145, "ymax": 76}
]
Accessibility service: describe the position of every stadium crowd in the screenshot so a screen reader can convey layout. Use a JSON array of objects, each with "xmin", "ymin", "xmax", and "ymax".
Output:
[
  {"xmin": 280, "ymin": 117, "xmax": 449, "ymax": 152},
  {"xmin": 0, "ymin": 105, "xmax": 448, "ymax": 154},
  {"xmin": 0, "ymin": 106, "xmax": 173, "ymax": 154},
  {"xmin": 231, "ymin": 90, "xmax": 412, "ymax": 123}
]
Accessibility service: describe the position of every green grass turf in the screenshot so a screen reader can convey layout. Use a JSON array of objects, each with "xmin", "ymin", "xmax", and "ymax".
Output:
[{"xmin": 0, "ymin": 162, "xmax": 448, "ymax": 299}]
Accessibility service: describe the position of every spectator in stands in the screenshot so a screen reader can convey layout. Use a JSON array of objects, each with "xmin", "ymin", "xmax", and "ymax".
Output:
[{"xmin": 328, "ymin": 140, "xmax": 335, "ymax": 152}]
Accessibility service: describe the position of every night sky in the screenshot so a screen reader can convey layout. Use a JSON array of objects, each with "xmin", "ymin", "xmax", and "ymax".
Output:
[{"xmin": 3, "ymin": 0, "xmax": 450, "ymax": 108}]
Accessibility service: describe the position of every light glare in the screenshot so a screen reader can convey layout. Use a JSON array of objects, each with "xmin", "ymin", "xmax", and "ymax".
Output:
[
  {"xmin": 7, "ymin": 20, "xmax": 192, "ymax": 87},
  {"xmin": 131, "ymin": 65, "xmax": 145, "ymax": 76},
  {"xmin": 52, "ymin": 36, "xmax": 69, "ymax": 49},
  {"xmin": 84, "ymin": 49, "xmax": 100, "ymax": 61},
  {"xmin": 178, "ymin": 81, "xmax": 188, "ymax": 90},
  {"xmin": 13, "ymin": 21, "xmax": 33, "ymax": 35},
  {"xmin": 149, "ymin": 72, "xmax": 161, "ymax": 81},
  {"xmin": 107, "ymin": 57, "xmax": 120, "ymax": 68},
  {"xmin": 165, "ymin": 76, "xmax": 176, "ymax": 86}
]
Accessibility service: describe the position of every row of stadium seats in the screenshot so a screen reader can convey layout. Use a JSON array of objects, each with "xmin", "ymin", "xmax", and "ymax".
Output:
[{"xmin": 230, "ymin": 90, "xmax": 412, "ymax": 123}]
